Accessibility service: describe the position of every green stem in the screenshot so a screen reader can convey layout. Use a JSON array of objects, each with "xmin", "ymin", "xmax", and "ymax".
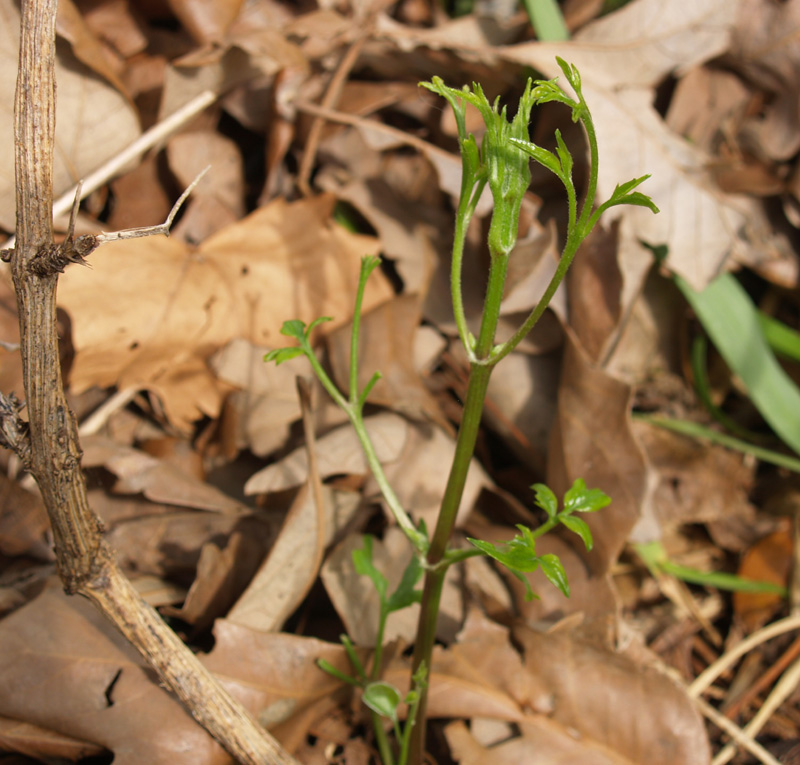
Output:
[
  {"xmin": 408, "ymin": 360, "xmax": 493, "ymax": 763},
  {"xmin": 407, "ymin": 567, "xmax": 445, "ymax": 764},
  {"xmin": 349, "ymin": 413, "xmax": 426, "ymax": 551},
  {"xmin": 371, "ymin": 603, "xmax": 388, "ymax": 681},
  {"xmin": 372, "ymin": 711, "xmax": 395, "ymax": 765},
  {"xmin": 451, "ymin": 194, "xmax": 473, "ymax": 356}
]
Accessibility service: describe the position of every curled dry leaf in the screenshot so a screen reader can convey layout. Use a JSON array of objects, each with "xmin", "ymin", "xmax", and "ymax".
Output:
[
  {"xmin": 227, "ymin": 485, "xmax": 364, "ymax": 634},
  {"xmin": 514, "ymin": 626, "xmax": 711, "ymax": 765},
  {"xmin": 0, "ymin": 717, "xmax": 105, "ymax": 763},
  {"xmin": 424, "ymin": 615, "xmax": 709, "ymax": 764},
  {"xmin": 57, "ymin": 194, "xmax": 391, "ymax": 429}
]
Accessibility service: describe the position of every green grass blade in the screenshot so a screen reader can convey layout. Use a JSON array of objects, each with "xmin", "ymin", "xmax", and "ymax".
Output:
[
  {"xmin": 634, "ymin": 414, "xmax": 800, "ymax": 474},
  {"xmin": 635, "ymin": 541, "xmax": 787, "ymax": 596},
  {"xmin": 675, "ymin": 273, "xmax": 800, "ymax": 456},
  {"xmin": 759, "ymin": 313, "xmax": 800, "ymax": 363},
  {"xmin": 520, "ymin": 0, "xmax": 569, "ymax": 40},
  {"xmin": 690, "ymin": 334, "xmax": 766, "ymax": 442}
]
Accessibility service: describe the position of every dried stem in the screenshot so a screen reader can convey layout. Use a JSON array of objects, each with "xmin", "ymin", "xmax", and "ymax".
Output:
[{"xmin": 7, "ymin": 2, "xmax": 296, "ymax": 763}]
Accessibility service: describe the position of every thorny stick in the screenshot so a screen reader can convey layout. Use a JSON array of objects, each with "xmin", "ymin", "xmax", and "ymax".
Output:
[{"xmin": 4, "ymin": 2, "xmax": 296, "ymax": 762}]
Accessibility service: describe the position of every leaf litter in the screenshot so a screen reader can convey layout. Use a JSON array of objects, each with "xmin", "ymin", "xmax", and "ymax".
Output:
[{"xmin": 2, "ymin": 0, "xmax": 800, "ymax": 763}]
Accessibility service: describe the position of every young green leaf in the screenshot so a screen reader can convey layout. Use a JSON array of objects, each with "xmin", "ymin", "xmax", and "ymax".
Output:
[
  {"xmin": 558, "ymin": 514, "xmax": 593, "ymax": 550},
  {"xmin": 538, "ymin": 553, "xmax": 569, "ymax": 597},
  {"xmin": 554, "ymin": 129, "xmax": 573, "ymax": 179},
  {"xmin": 352, "ymin": 536, "xmax": 389, "ymax": 602},
  {"xmin": 508, "ymin": 138, "xmax": 564, "ymax": 179},
  {"xmin": 263, "ymin": 347, "xmax": 304, "ymax": 365},
  {"xmin": 362, "ymin": 681, "xmax": 403, "ymax": 724},
  {"xmin": 386, "ymin": 553, "xmax": 423, "ymax": 613},
  {"xmin": 279, "ymin": 318, "xmax": 308, "ymax": 340},
  {"xmin": 531, "ymin": 483, "xmax": 558, "ymax": 519},
  {"xmin": 467, "ymin": 524, "xmax": 559, "ymax": 601},
  {"xmin": 563, "ymin": 478, "xmax": 611, "ymax": 514}
]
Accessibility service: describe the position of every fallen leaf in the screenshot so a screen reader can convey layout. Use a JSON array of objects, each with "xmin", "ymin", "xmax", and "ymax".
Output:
[
  {"xmin": 0, "ymin": 717, "xmax": 105, "ymax": 763},
  {"xmin": 227, "ymin": 484, "xmax": 337, "ymax": 633},
  {"xmin": 0, "ymin": 587, "xmax": 232, "ymax": 764},
  {"xmin": 734, "ymin": 529, "xmax": 793, "ymax": 632},
  {"xmin": 514, "ymin": 625, "xmax": 711, "ymax": 765},
  {"xmin": 82, "ymin": 436, "xmax": 248, "ymax": 514},
  {"xmin": 58, "ymin": 194, "xmax": 391, "ymax": 428}
]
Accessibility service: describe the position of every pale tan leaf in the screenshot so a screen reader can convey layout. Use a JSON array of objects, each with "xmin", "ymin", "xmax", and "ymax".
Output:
[
  {"xmin": 227, "ymin": 484, "xmax": 335, "ymax": 633},
  {"xmin": 0, "ymin": 0, "xmax": 141, "ymax": 232}
]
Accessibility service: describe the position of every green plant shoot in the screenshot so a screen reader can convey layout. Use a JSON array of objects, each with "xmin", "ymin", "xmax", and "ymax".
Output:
[{"xmin": 267, "ymin": 58, "xmax": 658, "ymax": 765}]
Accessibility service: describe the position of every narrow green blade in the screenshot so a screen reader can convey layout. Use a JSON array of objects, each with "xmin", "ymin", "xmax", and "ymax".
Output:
[{"xmin": 676, "ymin": 273, "xmax": 800, "ymax": 456}]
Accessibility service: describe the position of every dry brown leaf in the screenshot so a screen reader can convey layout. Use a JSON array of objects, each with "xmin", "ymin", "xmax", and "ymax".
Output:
[
  {"xmin": 734, "ymin": 529, "xmax": 792, "ymax": 632},
  {"xmin": 203, "ymin": 618, "xmax": 362, "ymax": 731},
  {"xmin": 0, "ymin": 474, "xmax": 51, "ymax": 560},
  {"xmin": 665, "ymin": 67, "xmax": 753, "ymax": 155},
  {"xmin": 515, "ymin": 626, "xmax": 711, "ymax": 765},
  {"xmin": 446, "ymin": 718, "xmax": 633, "ymax": 765},
  {"xmin": 58, "ymin": 194, "xmax": 391, "ymax": 428},
  {"xmin": 0, "ymin": 717, "xmax": 105, "ymax": 763},
  {"xmin": 105, "ymin": 154, "xmax": 173, "ymax": 233},
  {"xmin": 632, "ymin": 420, "xmax": 758, "ymax": 539},
  {"xmin": 163, "ymin": 530, "xmax": 265, "ymax": 630},
  {"xmin": 329, "ymin": 178, "xmax": 442, "ymax": 295},
  {"xmin": 82, "ymin": 436, "xmax": 247, "ymax": 514},
  {"xmin": 168, "ymin": 0, "xmax": 245, "ymax": 45},
  {"xmin": 567, "ymin": 222, "xmax": 622, "ymax": 363},
  {"xmin": 167, "ymin": 129, "xmax": 245, "ymax": 243},
  {"xmin": 227, "ymin": 484, "xmax": 338, "ymax": 633},
  {"xmin": 728, "ymin": 0, "xmax": 800, "ymax": 162},
  {"xmin": 55, "ymin": 0, "xmax": 129, "ymax": 97},
  {"xmin": 0, "ymin": 0, "xmax": 141, "ymax": 232},
  {"xmin": 604, "ymin": 269, "xmax": 684, "ymax": 385},
  {"xmin": 0, "ymin": 587, "xmax": 232, "ymax": 765},
  {"xmin": 91, "ymin": 489, "xmax": 277, "ymax": 580}
]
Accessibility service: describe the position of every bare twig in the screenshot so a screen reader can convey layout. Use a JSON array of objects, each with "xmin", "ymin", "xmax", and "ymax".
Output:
[
  {"xmin": 693, "ymin": 696, "xmax": 781, "ymax": 765},
  {"xmin": 7, "ymin": 2, "xmax": 296, "ymax": 763},
  {"xmin": 95, "ymin": 165, "xmax": 210, "ymax": 244}
]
